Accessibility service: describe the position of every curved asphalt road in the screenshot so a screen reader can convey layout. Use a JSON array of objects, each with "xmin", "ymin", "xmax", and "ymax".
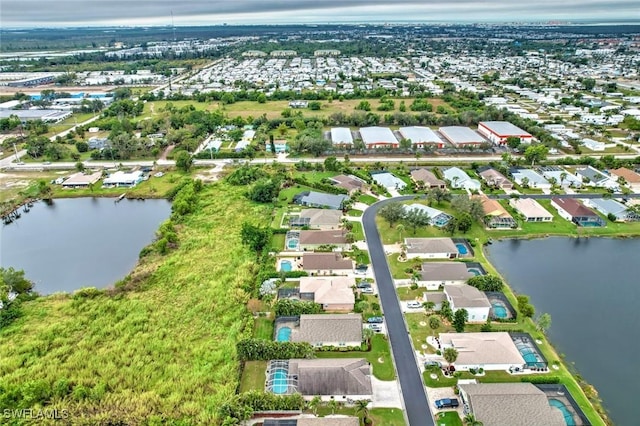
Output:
[{"xmin": 363, "ymin": 196, "xmax": 435, "ymax": 426}]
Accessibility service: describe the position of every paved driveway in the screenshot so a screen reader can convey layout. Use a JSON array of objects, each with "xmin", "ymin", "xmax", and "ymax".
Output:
[{"xmin": 363, "ymin": 196, "xmax": 435, "ymax": 426}]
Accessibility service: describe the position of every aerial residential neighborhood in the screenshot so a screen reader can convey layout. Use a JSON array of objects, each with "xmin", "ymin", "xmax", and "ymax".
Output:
[{"xmin": 1, "ymin": 16, "xmax": 639, "ymax": 426}]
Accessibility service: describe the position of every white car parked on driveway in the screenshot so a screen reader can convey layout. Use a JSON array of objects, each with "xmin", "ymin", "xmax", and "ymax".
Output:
[{"xmin": 406, "ymin": 301, "xmax": 423, "ymax": 309}]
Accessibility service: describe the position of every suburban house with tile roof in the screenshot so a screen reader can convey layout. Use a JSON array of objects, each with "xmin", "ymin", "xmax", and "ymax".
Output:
[
  {"xmin": 476, "ymin": 195, "xmax": 517, "ymax": 229},
  {"xmin": 410, "ymin": 168, "xmax": 446, "ymax": 189},
  {"xmin": 509, "ymin": 198, "xmax": 553, "ymax": 222},
  {"xmin": 438, "ymin": 332, "xmax": 526, "ymax": 371},
  {"xmin": 298, "ymin": 277, "xmax": 356, "ymax": 312},
  {"xmin": 329, "ymin": 174, "xmax": 366, "ymax": 194},
  {"xmin": 292, "ymin": 209, "xmax": 343, "ymax": 229},
  {"xmin": 478, "ymin": 167, "xmax": 514, "ymax": 190}
]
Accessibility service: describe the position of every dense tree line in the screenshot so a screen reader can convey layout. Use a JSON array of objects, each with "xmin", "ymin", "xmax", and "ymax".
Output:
[
  {"xmin": 236, "ymin": 339, "xmax": 314, "ymax": 361},
  {"xmin": 219, "ymin": 391, "xmax": 305, "ymax": 423},
  {"xmin": 273, "ymin": 299, "xmax": 323, "ymax": 316}
]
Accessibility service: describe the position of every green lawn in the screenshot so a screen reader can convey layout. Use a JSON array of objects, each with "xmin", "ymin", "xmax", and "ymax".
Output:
[
  {"xmin": 239, "ymin": 361, "xmax": 267, "ymax": 393},
  {"xmin": 312, "ymin": 406, "xmax": 405, "ymax": 426},
  {"xmin": 271, "ymin": 207, "xmax": 287, "ymax": 228},
  {"xmin": 270, "ymin": 233, "xmax": 286, "ymax": 252},
  {"xmin": 347, "ymin": 209, "xmax": 363, "ymax": 217},
  {"xmin": 316, "ymin": 334, "xmax": 395, "ymax": 381},
  {"xmin": 397, "ymin": 286, "xmax": 428, "ymax": 301},
  {"xmin": 297, "ymin": 171, "xmax": 341, "ymax": 183},
  {"xmin": 350, "ymin": 221, "xmax": 365, "ymax": 241},
  {"xmin": 277, "ymin": 184, "xmax": 316, "ymax": 206},
  {"xmin": 358, "ymin": 194, "xmax": 379, "ymax": 205},
  {"xmin": 435, "ymin": 411, "xmax": 463, "ymax": 426},
  {"xmin": 253, "ymin": 317, "xmax": 275, "ymax": 340}
]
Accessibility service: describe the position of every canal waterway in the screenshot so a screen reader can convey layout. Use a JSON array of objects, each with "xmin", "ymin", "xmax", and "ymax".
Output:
[
  {"xmin": 486, "ymin": 237, "xmax": 640, "ymax": 426},
  {"xmin": 1, "ymin": 197, "xmax": 171, "ymax": 295}
]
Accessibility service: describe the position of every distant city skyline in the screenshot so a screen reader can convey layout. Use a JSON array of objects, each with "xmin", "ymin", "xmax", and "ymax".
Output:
[{"xmin": 2, "ymin": 0, "xmax": 639, "ymax": 28}]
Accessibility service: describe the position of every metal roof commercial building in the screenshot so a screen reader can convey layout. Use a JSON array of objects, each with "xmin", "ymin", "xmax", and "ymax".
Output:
[
  {"xmin": 477, "ymin": 121, "xmax": 533, "ymax": 145},
  {"xmin": 330, "ymin": 127, "xmax": 354, "ymax": 145},
  {"xmin": 398, "ymin": 126, "xmax": 444, "ymax": 148},
  {"xmin": 439, "ymin": 126, "xmax": 486, "ymax": 146},
  {"xmin": 359, "ymin": 126, "xmax": 398, "ymax": 148}
]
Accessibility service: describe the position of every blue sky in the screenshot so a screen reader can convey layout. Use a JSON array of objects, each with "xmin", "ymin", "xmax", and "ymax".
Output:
[{"xmin": 2, "ymin": 0, "xmax": 638, "ymax": 28}]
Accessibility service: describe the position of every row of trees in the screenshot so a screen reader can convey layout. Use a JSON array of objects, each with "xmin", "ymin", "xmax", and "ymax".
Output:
[{"xmin": 236, "ymin": 339, "xmax": 314, "ymax": 361}]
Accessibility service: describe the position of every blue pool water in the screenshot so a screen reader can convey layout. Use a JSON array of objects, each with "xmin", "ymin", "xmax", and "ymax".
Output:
[
  {"xmin": 468, "ymin": 268, "xmax": 482, "ymax": 276},
  {"xmin": 456, "ymin": 243, "xmax": 468, "ymax": 255},
  {"xmin": 280, "ymin": 260, "xmax": 292, "ymax": 272},
  {"xmin": 492, "ymin": 302, "xmax": 508, "ymax": 318},
  {"xmin": 287, "ymin": 239, "xmax": 298, "ymax": 249},
  {"xmin": 277, "ymin": 327, "xmax": 292, "ymax": 342},
  {"xmin": 271, "ymin": 369, "xmax": 288, "ymax": 394},
  {"xmin": 549, "ymin": 399, "xmax": 576, "ymax": 426}
]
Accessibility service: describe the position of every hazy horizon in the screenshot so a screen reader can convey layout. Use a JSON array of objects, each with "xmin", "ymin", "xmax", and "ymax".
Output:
[{"xmin": 2, "ymin": 0, "xmax": 639, "ymax": 29}]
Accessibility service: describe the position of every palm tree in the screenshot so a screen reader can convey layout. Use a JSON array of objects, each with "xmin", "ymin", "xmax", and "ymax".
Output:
[
  {"xmin": 428, "ymin": 315, "xmax": 441, "ymax": 336},
  {"xmin": 355, "ymin": 399, "xmax": 371, "ymax": 425},
  {"xmin": 443, "ymin": 347, "xmax": 459, "ymax": 366},
  {"xmin": 362, "ymin": 327, "xmax": 374, "ymax": 346},
  {"xmin": 464, "ymin": 413, "xmax": 484, "ymax": 426},
  {"xmin": 327, "ymin": 399, "xmax": 338, "ymax": 415},
  {"xmin": 308, "ymin": 396, "xmax": 321, "ymax": 415},
  {"xmin": 396, "ymin": 224, "xmax": 405, "ymax": 243},
  {"xmin": 560, "ymin": 172, "xmax": 567, "ymax": 187}
]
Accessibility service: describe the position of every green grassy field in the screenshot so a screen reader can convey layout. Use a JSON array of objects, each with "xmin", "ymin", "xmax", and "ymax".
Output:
[
  {"xmin": 0, "ymin": 182, "xmax": 271, "ymax": 424},
  {"xmin": 312, "ymin": 406, "xmax": 405, "ymax": 425},
  {"xmin": 435, "ymin": 411, "xmax": 463, "ymax": 426}
]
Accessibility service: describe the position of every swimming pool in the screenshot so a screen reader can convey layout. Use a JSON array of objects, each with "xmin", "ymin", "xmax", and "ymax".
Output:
[
  {"xmin": 280, "ymin": 260, "xmax": 292, "ymax": 272},
  {"xmin": 468, "ymin": 268, "xmax": 482, "ymax": 276},
  {"xmin": 516, "ymin": 344, "xmax": 543, "ymax": 365},
  {"xmin": 271, "ymin": 368, "xmax": 288, "ymax": 394},
  {"xmin": 277, "ymin": 326, "xmax": 292, "ymax": 342},
  {"xmin": 287, "ymin": 239, "xmax": 298, "ymax": 250},
  {"xmin": 492, "ymin": 302, "xmax": 508, "ymax": 319},
  {"xmin": 549, "ymin": 398, "xmax": 576, "ymax": 426},
  {"xmin": 456, "ymin": 243, "xmax": 468, "ymax": 255}
]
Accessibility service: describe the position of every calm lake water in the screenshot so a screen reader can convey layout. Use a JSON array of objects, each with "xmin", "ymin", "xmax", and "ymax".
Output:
[
  {"xmin": 486, "ymin": 237, "xmax": 640, "ymax": 426},
  {"xmin": 1, "ymin": 197, "xmax": 171, "ymax": 295}
]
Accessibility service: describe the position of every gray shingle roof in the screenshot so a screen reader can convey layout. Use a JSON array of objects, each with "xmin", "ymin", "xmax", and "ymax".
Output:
[
  {"xmin": 420, "ymin": 262, "xmax": 473, "ymax": 281},
  {"xmin": 444, "ymin": 284, "xmax": 491, "ymax": 309},
  {"xmin": 459, "ymin": 383, "xmax": 565, "ymax": 426},
  {"xmin": 289, "ymin": 358, "xmax": 372, "ymax": 396},
  {"xmin": 299, "ymin": 191, "xmax": 349, "ymax": 210},
  {"xmin": 303, "ymin": 253, "xmax": 354, "ymax": 271},
  {"xmin": 292, "ymin": 314, "xmax": 363, "ymax": 344},
  {"xmin": 404, "ymin": 238, "xmax": 457, "ymax": 255}
]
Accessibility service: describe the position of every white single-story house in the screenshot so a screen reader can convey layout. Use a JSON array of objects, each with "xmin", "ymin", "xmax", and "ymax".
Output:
[
  {"xmin": 371, "ymin": 172, "xmax": 407, "ymax": 190},
  {"xmin": 61, "ymin": 171, "xmax": 102, "ymax": 188},
  {"xmin": 509, "ymin": 198, "xmax": 553, "ymax": 222},
  {"xmin": 581, "ymin": 138, "xmax": 606, "ymax": 151},
  {"xmin": 417, "ymin": 262, "xmax": 474, "ymax": 290},
  {"xmin": 404, "ymin": 238, "xmax": 459, "ymax": 259},
  {"xmin": 511, "ymin": 169, "xmax": 552, "ymax": 189},
  {"xmin": 443, "ymin": 284, "xmax": 491, "ymax": 323},
  {"xmin": 404, "ymin": 203, "xmax": 452, "ymax": 227},
  {"xmin": 103, "ymin": 170, "xmax": 143, "ymax": 188},
  {"xmin": 583, "ymin": 198, "xmax": 640, "ymax": 222},
  {"xmin": 538, "ymin": 166, "xmax": 583, "ymax": 188},
  {"xmin": 438, "ymin": 332, "xmax": 526, "ymax": 371},
  {"xmin": 443, "ymin": 167, "xmax": 481, "ymax": 190},
  {"xmin": 575, "ymin": 166, "xmax": 618, "ymax": 190}
]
